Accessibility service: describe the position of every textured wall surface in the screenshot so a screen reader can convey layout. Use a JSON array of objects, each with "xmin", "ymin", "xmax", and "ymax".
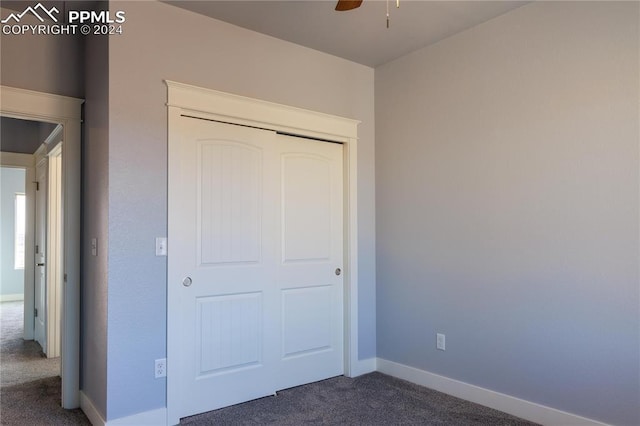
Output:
[
  {"xmin": 376, "ymin": 2, "xmax": 639, "ymax": 425},
  {"xmin": 81, "ymin": 27, "xmax": 110, "ymax": 419},
  {"xmin": 0, "ymin": 7, "xmax": 84, "ymax": 98}
]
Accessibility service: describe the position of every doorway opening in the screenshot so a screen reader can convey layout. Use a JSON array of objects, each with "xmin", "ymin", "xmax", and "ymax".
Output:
[
  {"xmin": 1, "ymin": 117, "xmax": 64, "ymax": 388},
  {"xmin": 0, "ymin": 85, "xmax": 83, "ymax": 409}
]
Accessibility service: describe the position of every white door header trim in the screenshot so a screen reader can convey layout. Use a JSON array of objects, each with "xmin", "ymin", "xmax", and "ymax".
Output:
[
  {"xmin": 0, "ymin": 86, "xmax": 83, "ymax": 122},
  {"xmin": 165, "ymin": 80, "xmax": 360, "ymax": 140}
]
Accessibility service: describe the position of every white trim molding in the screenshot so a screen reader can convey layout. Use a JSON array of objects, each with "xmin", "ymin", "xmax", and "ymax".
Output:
[
  {"xmin": 44, "ymin": 123, "xmax": 64, "ymax": 146},
  {"xmin": 0, "ymin": 86, "xmax": 82, "ymax": 121},
  {"xmin": 165, "ymin": 81, "xmax": 360, "ymax": 425},
  {"xmin": 165, "ymin": 80, "xmax": 358, "ymax": 141},
  {"xmin": 80, "ymin": 391, "xmax": 106, "ymax": 426},
  {"xmin": 350, "ymin": 357, "xmax": 378, "ymax": 377},
  {"xmin": 108, "ymin": 408, "xmax": 167, "ymax": 426},
  {"xmin": 0, "ymin": 294, "xmax": 25, "ymax": 302},
  {"xmin": 82, "ymin": 391, "xmax": 167, "ymax": 426},
  {"xmin": 106, "ymin": 408, "xmax": 167, "ymax": 426},
  {"xmin": 1, "ymin": 85, "xmax": 84, "ymax": 409},
  {"xmin": 376, "ymin": 358, "xmax": 610, "ymax": 426},
  {"xmin": 82, "ymin": 392, "xmax": 167, "ymax": 426},
  {"xmin": 46, "ymin": 143, "xmax": 63, "ymax": 359},
  {"xmin": 0, "ymin": 152, "xmax": 35, "ymax": 168}
]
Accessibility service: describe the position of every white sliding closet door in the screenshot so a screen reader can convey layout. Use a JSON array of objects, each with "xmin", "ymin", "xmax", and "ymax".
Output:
[{"xmin": 171, "ymin": 117, "xmax": 343, "ymax": 420}]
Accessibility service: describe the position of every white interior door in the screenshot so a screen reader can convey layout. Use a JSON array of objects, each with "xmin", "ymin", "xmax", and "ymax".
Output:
[
  {"xmin": 173, "ymin": 118, "xmax": 280, "ymax": 417},
  {"xmin": 276, "ymin": 134, "xmax": 344, "ymax": 390},
  {"xmin": 34, "ymin": 156, "xmax": 47, "ymax": 352},
  {"xmin": 171, "ymin": 118, "xmax": 344, "ymax": 420}
]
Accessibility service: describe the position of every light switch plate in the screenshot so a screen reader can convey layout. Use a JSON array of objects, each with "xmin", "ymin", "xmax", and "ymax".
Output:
[
  {"xmin": 155, "ymin": 237, "xmax": 167, "ymax": 256},
  {"xmin": 437, "ymin": 333, "xmax": 446, "ymax": 351},
  {"xmin": 91, "ymin": 238, "xmax": 97, "ymax": 256}
]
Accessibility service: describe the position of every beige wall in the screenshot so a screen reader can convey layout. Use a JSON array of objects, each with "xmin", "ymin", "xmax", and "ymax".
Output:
[
  {"xmin": 103, "ymin": 1, "xmax": 375, "ymax": 420},
  {"xmin": 376, "ymin": 2, "xmax": 639, "ymax": 425}
]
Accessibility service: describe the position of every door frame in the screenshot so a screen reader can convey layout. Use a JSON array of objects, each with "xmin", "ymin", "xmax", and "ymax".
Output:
[
  {"xmin": 166, "ymin": 80, "xmax": 360, "ymax": 425},
  {"xmin": 47, "ymin": 142, "xmax": 63, "ymax": 358},
  {"xmin": 0, "ymin": 85, "xmax": 83, "ymax": 409},
  {"xmin": 34, "ymin": 145, "xmax": 48, "ymax": 351}
]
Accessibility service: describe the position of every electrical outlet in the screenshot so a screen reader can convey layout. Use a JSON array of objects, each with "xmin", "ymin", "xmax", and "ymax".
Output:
[
  {"xmin": 436, "ymin": 333, "xmax": 446, "ymax": 351},
  {"xmin": 155, "ymin": 358, "xmax": 166, "ymax": 378}
]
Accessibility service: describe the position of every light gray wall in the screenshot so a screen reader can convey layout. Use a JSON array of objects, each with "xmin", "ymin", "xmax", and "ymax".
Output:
[
  {"xmin": 375, "ymin": 2, "xmax": 639, "ymax": 425},
  {"xmin": 0, "ymin": 7, "xmax": 84, "ymax": 98},
  {"xmin": 0, "ymin": 167, "xmax": 26, "ymax": 297},
  {"xmin": 105, "ymin": 0, "xmax": 375, "ymax": 419},
  {"xmin": 81, "ymin": 26, "xmax": 110, "ymax": 419}
]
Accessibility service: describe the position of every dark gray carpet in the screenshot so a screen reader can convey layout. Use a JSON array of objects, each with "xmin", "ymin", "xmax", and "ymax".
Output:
[
  {"xmin": 0, "ymin": 301, "xmax": 59, "ymax": 387},
  {"xmin": 0, "ymin": 376, "xmax": 90, "ymax": 425},
  {"xmin": 0, "ymin": 301, "xmax": 89, "ymax": 425},
  {"xmin": 182, "ymin": 372, "xmax": 539, "ymax": 425}
]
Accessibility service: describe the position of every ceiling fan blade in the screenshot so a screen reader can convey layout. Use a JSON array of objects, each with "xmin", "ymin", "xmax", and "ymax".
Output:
[{"xmin": 335, "ymin": 0, "xmax": 363, "ymax": 11}]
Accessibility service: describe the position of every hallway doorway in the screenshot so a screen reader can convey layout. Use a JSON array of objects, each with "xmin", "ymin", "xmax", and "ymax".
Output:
[
  {"xmin": 0, "ymin": 85, "xmax": 83, "ymax": 409},
  {"xmin": 1, "ymin": 118, "xmax": 63, "ymax": 359}
]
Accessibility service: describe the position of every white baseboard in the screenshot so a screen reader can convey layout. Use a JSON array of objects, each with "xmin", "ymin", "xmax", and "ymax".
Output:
[
  {"xmin": 82, "ymin": 358, "xmax": 607, "ymax": 426},
  {"xmin": 0, "ymin": 293, "xmax": 24, "ymax": 302},
  {"xmin": 349, "ymin": 357, "xmax": 377, "ymax": 377},
  {"xmin": 376, "ymin": 358, "xmax": 609, "ymax": 426},
  {"xmin": 81, "ymin": 391, "xmax": 167, "ymax": 426},
  {"xmin": 80, "ymin": 391, "xmax": 106, "ymax": 426},
  {"xmin": 107, "ymin": 407, "xmax": 167, "ymax": 425}
]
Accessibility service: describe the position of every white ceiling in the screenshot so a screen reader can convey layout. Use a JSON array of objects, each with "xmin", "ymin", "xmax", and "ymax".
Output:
[{"xmin": 165, "ymin": 1, "xmax": 530, "ymax": 67}]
